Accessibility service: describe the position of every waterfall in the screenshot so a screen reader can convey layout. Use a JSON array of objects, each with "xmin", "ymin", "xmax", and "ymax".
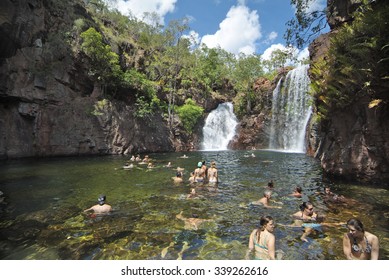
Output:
[
  {"xmin": 269, "ymin": 64, "xmax": 312, "ymax": 153},
  {"xmin": 202, "ymin": 102, "xmax": 238, "ymax": 151}
]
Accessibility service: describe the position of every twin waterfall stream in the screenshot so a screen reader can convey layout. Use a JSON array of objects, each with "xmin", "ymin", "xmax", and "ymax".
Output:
[{"xmin": 201, "ymin": 65, "xmax": 312, "ymax": 152}]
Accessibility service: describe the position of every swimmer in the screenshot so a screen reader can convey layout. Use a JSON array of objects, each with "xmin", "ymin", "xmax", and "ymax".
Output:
[
  {"xmin": 142, "ymin": 155, "xmax": 150, "ymax": 163},
  {"xmin": 188, "ymin": 172, "xmax": 195, "ymax": 183},
  {"xmin": 290, "ymin": 186, "xmax": 303, "ymax": 198},
  {"xmin": 172, "ymin": 171, "xmax": 183, "ymax": 184},
  {"xmin": 201, "ymin": 160, "xmax": 208, "ymax": 179},
  {"xmin": 247, "ymin": 216, "xmax": 276, "ymax": 260},
  {"xmin": 266, "ymin": 180, "xmax": 274, "ymax": 189},
  {"xmin": 176, "ymin": 211, "xmax": 212, "ymax": 230},
  {"xmin": 123, "ymin": 162, "xmax": 134, "ymax": 169},
  {"xmin": 251, "ymin": 190, "xmax": 282, "ymax": 209},
  {"xmin": 292, "ymin": 202, "xmax": 320, "ymax": 242},
  {"xmin": 186, "ymin": 188, "xmax": 197, "ymax": 199},
  {"xmin": 193, "ymin": 162, "xmax": 205, "ymax": 182},
  {"xmin": 323, "ymin": 186, "xmax": 347, "ymax": 203},
  {"xmin": 343, "ymin": 218, "xmax": 379, "ymax": 260},
  {"xmin": 84, "ymin": 195, "xmax": 112, "ymax": 215},
  {"xmin": 207, "ymin": 161, "xmax": 218, "ymax": 183}
]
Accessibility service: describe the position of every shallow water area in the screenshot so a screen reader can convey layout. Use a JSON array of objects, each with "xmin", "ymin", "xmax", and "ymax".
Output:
[{"xmin": 0, "ymin": 150, "xmax": 388, "ymax": 260}]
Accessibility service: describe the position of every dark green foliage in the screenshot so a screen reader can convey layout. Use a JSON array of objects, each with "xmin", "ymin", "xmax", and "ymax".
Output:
[
  {"xmin": 176, "ymin": 99, "xmax": 204, "ymax": 133},
  {"xmin": 80, "ymin": 27, "xmax": 122, "ymax": 84},
  {"xmin": 310, "ymin": 0, "xmax": 389, "ymax": 119}
]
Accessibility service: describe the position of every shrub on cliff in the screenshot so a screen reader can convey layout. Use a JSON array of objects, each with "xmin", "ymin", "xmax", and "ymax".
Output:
[{"xmin": 177, "ymin": 99, "xmax": 204, "ymax": 133}]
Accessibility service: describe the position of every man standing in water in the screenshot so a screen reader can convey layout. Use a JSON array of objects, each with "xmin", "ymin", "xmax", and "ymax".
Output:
[
  {"xmin": 343, "ymin": 218, "xmax": 379, "ymax": 260},
  {"xmin": 84, "ymin": 194, "xmax": 112, "ymax": 215}
]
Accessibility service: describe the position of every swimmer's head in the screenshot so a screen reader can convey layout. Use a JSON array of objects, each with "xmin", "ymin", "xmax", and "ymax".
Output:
[
  {"xmin": 197, "ymin": 161, "xmax": 202, "ymax": 168},
  {"xmin": 264, "ymin": 190, "xmax": 272, "ymax": 198},
  {"xmin": 98, "ymin": 195, "xmax": 106, "ymax": 205}
]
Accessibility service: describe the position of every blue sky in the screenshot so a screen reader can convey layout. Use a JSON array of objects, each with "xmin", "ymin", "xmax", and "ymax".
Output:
[{"xmin": 107, "ymin": 0, "xmax": 326, "ymax": 59}]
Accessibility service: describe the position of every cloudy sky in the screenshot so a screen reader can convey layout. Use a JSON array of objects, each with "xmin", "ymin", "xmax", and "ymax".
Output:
[{"xmin": 107, "ymin": 0, "xmax": 326, "ymax": 59}]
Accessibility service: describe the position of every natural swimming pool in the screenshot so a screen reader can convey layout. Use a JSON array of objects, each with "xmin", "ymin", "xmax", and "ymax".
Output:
[{"xmin": 0, "ymin": 150, "xmax": 388, "ymax": 259}]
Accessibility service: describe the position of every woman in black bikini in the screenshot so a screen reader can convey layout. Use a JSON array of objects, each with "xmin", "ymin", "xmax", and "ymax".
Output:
[{"xmin": 343, "ymin": 218, "xmax": 379, "ymax": 260}]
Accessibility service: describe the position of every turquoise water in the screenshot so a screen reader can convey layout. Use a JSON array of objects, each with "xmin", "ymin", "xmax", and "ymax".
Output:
[{"xmin": 0, "ymin": 150, "xmax": 388, "ymax": 259}]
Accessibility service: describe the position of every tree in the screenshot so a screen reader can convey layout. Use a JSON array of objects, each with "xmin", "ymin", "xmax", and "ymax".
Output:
[
  {"xmin": 284, "ymin": 0, "xmax": 328, "ymax": 49},
  {"xmin": 262, "ymin": 47, "xmax": 295, "ymax": 73},
  {"xmin": 177, "ymin": 98, "xmax": 204, "ymax": 133},
  {"xmin": 80, "ymin": 27, "xmax": 122, "ymax": 87},
  {"xmin": 232, "ymin": 54, "xmax": 264, "ymax": 115}
]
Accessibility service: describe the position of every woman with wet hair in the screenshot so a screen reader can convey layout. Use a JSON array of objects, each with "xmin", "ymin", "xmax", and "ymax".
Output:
[
  {"xmin": 343, "ymin": 218, "xmax": 379, "ymax": 260},
  {"xmin": 247, "ymin": 216, "xmax": 276, "ymax": 260}
]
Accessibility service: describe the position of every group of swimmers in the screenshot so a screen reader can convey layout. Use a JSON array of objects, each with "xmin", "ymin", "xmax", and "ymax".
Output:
[
  {"xmin": 86, "ymin": 155, "xmax": 381, "ymax": 260},
  {"xmin": 246, "ymin": 182, "xmax": 380, "ymax": 260}
]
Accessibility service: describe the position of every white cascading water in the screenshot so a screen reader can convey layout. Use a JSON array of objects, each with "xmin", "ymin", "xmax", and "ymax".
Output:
[
  {"xmin": 202, "ymin": 102, "xmax": 238, "ymax": 150},
  {"xmin": 269, "ymin": 64, "xmax": 312, "ymax": 153}
]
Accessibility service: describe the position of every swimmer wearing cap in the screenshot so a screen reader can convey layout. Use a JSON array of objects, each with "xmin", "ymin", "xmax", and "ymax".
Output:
[
  {"xmin": 194, "ymin": 161, "xmax": 205, "ymax": 182},
  {"xmin": 84, "ymin": 194, "xmax": 112, "ymax": 215}
]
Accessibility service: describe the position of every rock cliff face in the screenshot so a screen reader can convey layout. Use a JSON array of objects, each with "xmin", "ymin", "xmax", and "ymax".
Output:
[
  {"xmin": 308, "ymin": 0, "xmax": 389, "ymax": 184},
  {"xmin": 0, "ymin": 0, "xmax": 174, "ymax": 159}
]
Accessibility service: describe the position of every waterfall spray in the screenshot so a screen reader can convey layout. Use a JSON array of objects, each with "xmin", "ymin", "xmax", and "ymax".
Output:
[
  {"xmin": 269, "ymin": 65, "xmax": 312, "ymax": 153},
  {"xmin": 202, "ymin": 102, "xmax": 238, "ymax": 151}
]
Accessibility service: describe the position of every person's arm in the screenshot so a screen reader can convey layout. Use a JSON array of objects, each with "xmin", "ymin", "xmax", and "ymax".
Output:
[
  {"xmin": 267, "ymin": 234, "xmax": 276, "ymax": 260},
  {"xmin": 343, "ymin": 233, "xmax": 353, "ymax": 259},
  {"xmin": 246, "ymin": 230, "xmax": 255, "ymax": 259},
  {"xmin": 370, "ymin": 235, "xmax": 379, "ymax": 260}
]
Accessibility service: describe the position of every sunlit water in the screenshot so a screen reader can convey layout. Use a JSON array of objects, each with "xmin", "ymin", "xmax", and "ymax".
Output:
[{"xmin": 0, "ymin": 150, "xmax": 388, "ymax": 260}]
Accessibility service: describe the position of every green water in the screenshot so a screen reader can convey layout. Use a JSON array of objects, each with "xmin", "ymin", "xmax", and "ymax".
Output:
[{"xmin": 0, "ymin": 150, "xmax": 388, "ymax": 260}]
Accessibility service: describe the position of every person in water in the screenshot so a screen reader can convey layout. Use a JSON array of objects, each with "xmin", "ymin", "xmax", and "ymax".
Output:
[
  {"xmin": 84, "ymin": 195, "xmax": 112, "ymax": 215},
  {"xmin": 292, "ymin": 201, "xmax": 321, "ymax": 242},
  {"xmin": 172, "ymin": 171, "xmax": 184, "ymax": 184},
  {"xmin": 252, "ymin": 190, "xmax": 282, "ymax": 209},
  {"xmin": 207, "ymin": 161, "xmax": 218, "ymax": 183},
  {"xmin": 201, "ymin": 160, "xmax": 208, "ymax": 179},
  {"xmin": 266, "ymin": 180, "xmax": 274, "ymax": 189},
  {"xmin": 188, "ymin": 171, "xmax": 195, "ymax": 184},
  {"xmin": 176, "ymin": 211, "xmax": 212, "ymax": 230},
  {"xmin": 193, "ymin": 161, "xmax": 205, "ymax": 182},
  {"xmin": 290, "ymin": 186, "xmax": 303, "ymax": 198},
  {"xmin": 247, "ymin": 215, "xmax": 276, "ymax": 260},
  {"xmin": 343, "ymin": 218, "xmax": 379, "ymax": 260}
]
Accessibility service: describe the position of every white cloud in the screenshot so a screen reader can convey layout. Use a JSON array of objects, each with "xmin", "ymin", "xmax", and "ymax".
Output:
[
  {"xmin": 261, "ymin": 44, "xmax": 310, "ymax": 66},
  {"xmin": 307, "ymin": 0, "xmax": 326, "ymax": 13},
  {"xmin": 261, "ymin": 44, "xmax": 287, "ymax": 61},
  {"xmin": 263, "ymin": 31, "xmax": 278, "ymax": 44},
  {"xmin": 200, "ymin": 3, "xmax": 261, "ymax": 55},
  {"xmin": 297, "ymin": 47, "xmax": 309, "ymax": 61},
  {"xmin": 111, "ymin": 0, "xmax": 177, "ymax": 24},
  {"xmin": 183, "ymin": 30, "xmax": 201, "ymax": 50},
  {"xmin": 292, "ymin": 0, "xmax": 326, "ymax": 13}
]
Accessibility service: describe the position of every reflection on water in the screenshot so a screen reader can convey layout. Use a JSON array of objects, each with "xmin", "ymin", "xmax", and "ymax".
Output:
[{"xmin": 0, "ymin": 150, "xmax": 388, "ymax": 260}]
